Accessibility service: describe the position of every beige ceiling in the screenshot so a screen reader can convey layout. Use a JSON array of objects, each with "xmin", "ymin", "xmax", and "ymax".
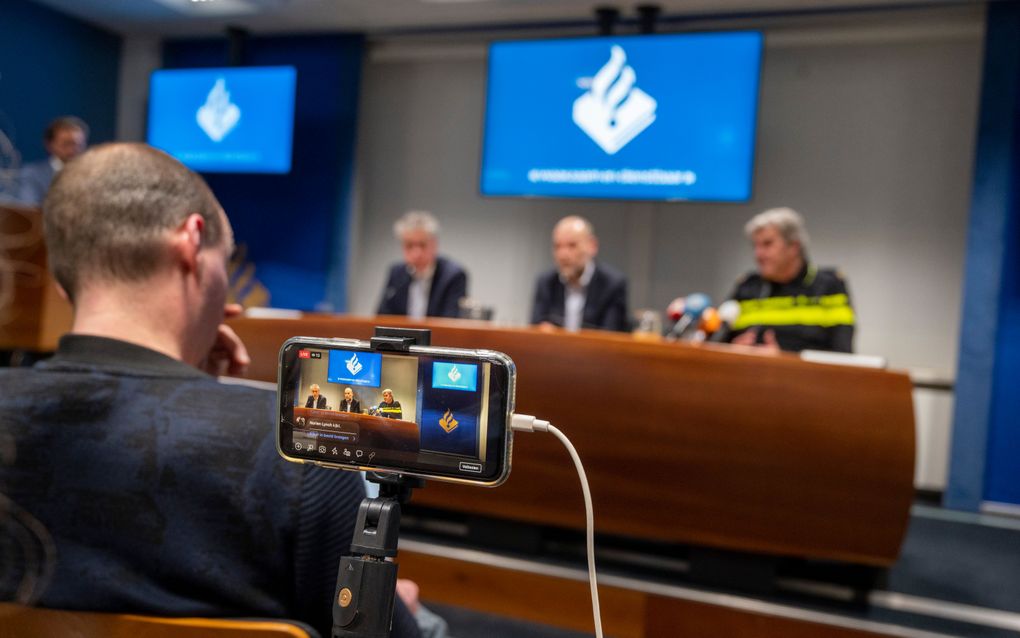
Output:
[{"xmin": 31, "ymin": 0, "xmax": 964, "ymax": 36}]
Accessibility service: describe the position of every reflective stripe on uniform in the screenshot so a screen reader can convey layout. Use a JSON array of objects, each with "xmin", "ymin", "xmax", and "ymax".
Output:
[{"xmin": 734, "ymin": 294, "xmax": 855, "ymax": 329}]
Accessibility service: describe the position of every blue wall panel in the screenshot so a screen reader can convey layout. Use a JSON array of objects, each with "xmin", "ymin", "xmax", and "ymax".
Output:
[
  {"xmin": 947, "ymin": 2, "xmax": 1020, "ymax": 510},
  {"xmin": 0, "ymin": 0, "xmax": 119, "ymax": 176},
  {"xmin": 984, "ymin": 95, "xmax": 1020, "ymax": 503},
  {"xmin": 163, "ymin": 34, "xmax": 363, "ymax": 311}
]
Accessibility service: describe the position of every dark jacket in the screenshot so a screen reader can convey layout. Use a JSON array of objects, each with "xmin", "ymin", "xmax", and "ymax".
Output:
[
  {"xmin": 0, "ymin": 335, "xmax": 420, "ymax": 638},
  {"xmin": 531, "ymin": 261, "xmax": 630, "ymax": 332},
  {"xmin": 15, "ymin": 159, "xmax": 56, "ymax": 205},
  {"xmin": 339, "ymin": 399, "xmax": 361, "ymax": 414},
  {"xmin": 305, "ymin": 394, "xmax": 327, "ymax": 409},
  {"xmin": 724, "ymin": 263, "xmax": 855, "ymax": 353},
  {"xmin": 377, "ymin": 255, "xmax": 468, "ymax": 319}
]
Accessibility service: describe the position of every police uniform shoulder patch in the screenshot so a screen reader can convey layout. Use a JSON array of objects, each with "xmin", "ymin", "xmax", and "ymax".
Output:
[
  {"xmin": 735, "ymin": 271, "xmax": 759, "ymax": 286},
  {"xmin": 731, "ymin": 271, "xmax": 760, "ymax": 298}
]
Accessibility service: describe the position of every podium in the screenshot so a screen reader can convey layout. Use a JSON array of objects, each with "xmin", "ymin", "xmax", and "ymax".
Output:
[{"xmin": 0, "ymin": 204, "xmax": 72, "ymax": 352}]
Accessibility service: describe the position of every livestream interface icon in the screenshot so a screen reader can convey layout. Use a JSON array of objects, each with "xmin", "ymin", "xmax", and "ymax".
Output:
[{"xmin": 482, "ymin": 32, "xmax": 763, "ymax": 202}]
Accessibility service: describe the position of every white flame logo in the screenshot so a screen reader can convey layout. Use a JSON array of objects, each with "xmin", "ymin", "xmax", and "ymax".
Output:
[
  {"xmin": 345, "ymin": 353, "xmax": 363, "ymax": 376},
  {"xmin": 572, "ymin": 45, "xmax": 657, "ymax": 155},
  {"xmin": 196, "ymin": 78, "xmax": 241, "ymax": 142},
  {"xmin": 447, "ymin": 365, "xmax": 462, "ymax": 383}
]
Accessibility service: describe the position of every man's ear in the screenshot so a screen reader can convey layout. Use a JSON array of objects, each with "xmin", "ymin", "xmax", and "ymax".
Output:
[
  {"xmin": 171, "ymin": 213, "xmax": 206, "ymax": 273},
  {"xmin": 54, "ymin": 280, "xmax": 70, "ymax": 303}
]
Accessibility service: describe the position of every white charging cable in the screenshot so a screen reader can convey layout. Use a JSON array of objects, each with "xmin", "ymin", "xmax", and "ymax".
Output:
[{"xmin": 511, "ymin": 414, "xmax": 603, "ymax": 638}]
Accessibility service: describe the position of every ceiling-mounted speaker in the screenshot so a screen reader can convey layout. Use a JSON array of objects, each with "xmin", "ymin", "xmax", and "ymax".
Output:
[
  {"xmin": 226, "ymin": 26, "xmax": 249, "ymax": 66},
  {"xmin": 636, "ymin": 4, "xmax": 661, "ymax": 34},
  {"xmin": 595, "ymin": 6, "xmax": 620, "ymax": 36}
]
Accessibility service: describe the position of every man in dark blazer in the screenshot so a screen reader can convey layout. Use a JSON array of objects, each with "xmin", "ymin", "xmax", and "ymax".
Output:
[
  {"xmin": 16, "ymin": 116, "xmax": 88, "ymax": 205},
  {"xmin": 305, "ymin": 384, "xmax": 327, "ymax": 409},
  {"xmin": 531, "ymin": 216, "xmax": 630, "ymax": 332},
  {"xmin": 377, "ymin": 210, "xmax": 468, "ymax": 319},
  {"xmin": 339, "ymin": 387, "xmax": 361, "ymax": 413}
]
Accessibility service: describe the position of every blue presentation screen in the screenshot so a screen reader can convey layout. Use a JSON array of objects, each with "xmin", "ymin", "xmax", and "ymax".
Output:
[
  {"xmin": 431, "ymin": 362, "xmax": 479, "ymax": 392},
  {"xmin": 481, "ymin": 32, "xmax": 763, "ymax": 202},
  {"xmin": 148, "ymin": 66, "xmax": 296, "ymax": 173},
  {"xmin": 327, "ymin": 350, "xmax": 382, "ymax": 387}
]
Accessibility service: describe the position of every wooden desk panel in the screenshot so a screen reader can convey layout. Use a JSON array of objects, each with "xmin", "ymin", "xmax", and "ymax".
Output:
[
  {"xmin": 398, "ymin": 548, "xmax": 911, "ymax": 638},
  {"xmin": 0, "ymin": 204, "xmax": 72, "ymax": 351},
  {"xmin": 230, "ymin": 314, "xmax": 915, "ymax": 567}
]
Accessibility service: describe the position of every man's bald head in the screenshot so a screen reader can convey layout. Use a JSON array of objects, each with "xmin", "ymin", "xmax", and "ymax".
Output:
[
  {"xmin": 43, "ymin": 143, "xmax": 225, "ymax": 302},
  {"xmin": 552, "ymin": 215, "xmax": 598, "ymax": 283}
]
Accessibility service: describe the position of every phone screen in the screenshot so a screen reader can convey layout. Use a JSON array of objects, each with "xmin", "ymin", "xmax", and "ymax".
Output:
[{"xmin": 278, "ymin": 339, "xmax": 514, "ymax": 486}]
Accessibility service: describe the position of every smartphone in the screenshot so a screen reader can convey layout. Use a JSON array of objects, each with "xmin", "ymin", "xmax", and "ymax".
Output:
[{"xmin": 277, "ymin": 336, "xmax": 516, "ymax": 487}]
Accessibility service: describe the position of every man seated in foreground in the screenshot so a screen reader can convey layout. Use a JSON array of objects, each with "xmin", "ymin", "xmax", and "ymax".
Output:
[{"xmin": 0, "ymin": 144, "xmax": 421, "ymax": 637}]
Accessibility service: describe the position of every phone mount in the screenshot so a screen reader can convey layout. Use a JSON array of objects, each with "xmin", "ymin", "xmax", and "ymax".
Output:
[{"xmin": 331, "ymin": 327, "xmax": 430, "ymax": 638}]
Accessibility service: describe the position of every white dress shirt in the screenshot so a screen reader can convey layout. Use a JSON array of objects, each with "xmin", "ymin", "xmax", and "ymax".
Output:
[
  {"xmin": 406, "ymin": 263, "xmax": 436, "ymax": 320},
  {"xmin": 562, "ymin": 260, "xmax": 595, "ymax": 332}
]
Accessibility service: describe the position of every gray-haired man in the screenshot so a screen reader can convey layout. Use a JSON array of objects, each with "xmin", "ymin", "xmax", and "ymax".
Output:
[
  {"xmin": 723, "ymin": 207, "xmax": 855, "ymax": 353},
  {"xmin": 376, "ymin": 210, "xmax": 468, "ymax": 319}
]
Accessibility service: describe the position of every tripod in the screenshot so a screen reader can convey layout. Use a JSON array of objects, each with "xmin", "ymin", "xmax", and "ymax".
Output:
[{"xmin": 332, "ymin": 327, "xmax": 430, "ymax": 638}]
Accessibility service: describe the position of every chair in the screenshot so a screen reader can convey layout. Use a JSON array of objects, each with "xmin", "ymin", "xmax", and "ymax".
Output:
[{"xmin": 0, "ymin": 603, "xmax": 317, "ymax": 637}]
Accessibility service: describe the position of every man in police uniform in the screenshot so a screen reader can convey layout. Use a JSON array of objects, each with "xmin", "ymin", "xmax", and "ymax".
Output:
[
  {"xmin": 724, "ymin": 208, "xmax": 854, "ymax": 353},
  {"xmin": 376, "ymin": 388, "xmax": 403, "ymax": 420}
]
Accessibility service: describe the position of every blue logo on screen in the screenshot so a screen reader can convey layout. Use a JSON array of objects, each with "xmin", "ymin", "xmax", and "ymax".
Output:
[
  {"xmin": 327, "ymin": 350, "xmax": 382, "ymax": 387},
  {"xmin": 148, "ymin": 66, "xmax": 296, "ymax": 173},
  {"xmin": 432, "ymin": 362, "xmax": 478, "ymax": 392},
  {"xmin": 481, "ymin": 32, "xmax": 763, "ymax": 202}
]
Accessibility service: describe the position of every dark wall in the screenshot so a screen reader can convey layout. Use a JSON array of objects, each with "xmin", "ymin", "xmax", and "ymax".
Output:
[
  {"xmin": 163, "ymin": 34, "xmax": 363, "ymax": 311},
  {"xmin": 0, "ymin": 0, "xmax": 120, "ymax": 163}
]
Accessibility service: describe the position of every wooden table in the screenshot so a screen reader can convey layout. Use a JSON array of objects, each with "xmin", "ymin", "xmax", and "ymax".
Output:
[{"xmin": 230, "ymin": 313, "xmax": 915, "ymax": 567}]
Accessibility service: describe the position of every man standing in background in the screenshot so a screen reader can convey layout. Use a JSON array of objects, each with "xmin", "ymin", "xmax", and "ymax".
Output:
[
  {"xmin": 531, "ymin": 215, "xmax": 629, "ymax": 332},
  {"xmin": 724, "ymin": 207, "xmax": 855, "ymax": 353},
  {"xmin": 16, "ymin": 116, "xmax": 88, "ymax": 205},
  {"xmin": 377, "ymin": 210, "xmax": 468, "ymax": 319}
]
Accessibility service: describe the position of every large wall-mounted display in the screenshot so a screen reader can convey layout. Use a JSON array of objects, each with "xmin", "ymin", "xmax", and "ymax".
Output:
[
  {"xmin": 481, "ymin": 32, "xmax": 763, "ymax": 202},
  {"xmin": 148, "ymin": 66, "xmax": 297, "ymax": 174}
]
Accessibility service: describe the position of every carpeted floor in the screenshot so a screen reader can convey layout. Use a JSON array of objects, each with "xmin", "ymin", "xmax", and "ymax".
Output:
[{"xmin": 418, "ymin": 505, "xmax": 1020, "ymax": 637}]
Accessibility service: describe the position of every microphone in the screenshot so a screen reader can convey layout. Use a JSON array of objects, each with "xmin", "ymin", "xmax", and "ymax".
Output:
[
  {"xmin": 697, "ymin": 307, "xmax": 722, "ymax": 337},
  {"xmin": 666, "ymin": 297, "xmax": 685, "ymax": 324},
  {"xmin": 667, "ymin": 293, "xmax": 711, "ymax": 339},
  {"xmin": 709, "ymin": 300, "xmax": 742, "ymax": 342}
]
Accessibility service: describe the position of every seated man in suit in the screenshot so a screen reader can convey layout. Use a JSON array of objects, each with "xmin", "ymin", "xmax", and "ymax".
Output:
[
  {"xmin": 377, "ymin": 210, "xmax": 468, "ymax": 319},
  {"xmin": 531, "ymin": 215, "xmax": 629, "ymax": 332},
  {"xmin": 16, "ymin": 116, "xmax": 88, "ymax": 205},
  {"xmin": 305, "ymin": 383, "xmax": 328, "ymax": 409},
  {"xmin": 0, "ymin": 143, "xmax": 421, "ymax": 638},
  {"xmin": 339, "ymin": 387, "xmax": 361, "ymax": 413}
]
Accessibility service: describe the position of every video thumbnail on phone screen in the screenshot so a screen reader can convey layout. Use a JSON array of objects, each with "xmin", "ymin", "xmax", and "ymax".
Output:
[{"xmin": 285, "ymin": 347, "xmax": 493, "ymax": 477}]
